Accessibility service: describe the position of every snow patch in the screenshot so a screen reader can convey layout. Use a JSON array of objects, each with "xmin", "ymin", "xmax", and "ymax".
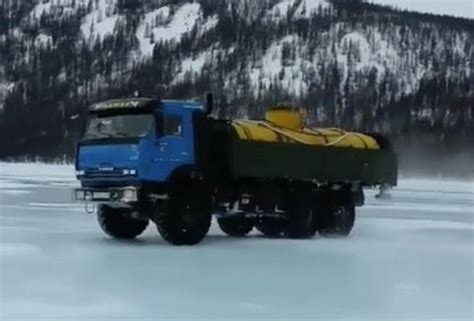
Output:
[
  {"xmin": 249, "ymin": 35, "xmax": 309, "ymax": 95},
  {"xmin": 200, "ymin": 15, "xmax": 219, "ymax": 34},
  {"xmin": 137, "ymin": 3, "xmax": 202, "ymax": 57},
  {"xmin": 152, "ymin": 2, "xmax": 201, "ymax": 42},
  {"xmin": 0, "ymin": 82, "xmax": 15, "ymax": 112},
  {"xmin": 31, "ymin": 1, "xmax": 53, "ymax": 19},
  {"xmin": 332, "ymin": 28, "xmax": 410, "ymax": 94},
  {"xmin": 341, "ymin": 32, "xmax": 371, "ymax": 68},
  {"xmin": 295, "ymin": 0, "xmax": 329, "ymax": 17},
  {"xmin": 80, "ymin": 0, "xmax": 119, "ymax": 41},
  {"xmin": 173, "ymin": 52, "xmax": 208, "ymax": 83},
  {"xmin": 34, "ymin": 33, "xmax": 52, "ymax": 48},
  {"xmin": 31, "ymin": 0, "xmax": 86, "ymax": 19},
  {"xmin": 268, "ymin": 0, "xmax": 329, "ymax": 20},
  {"xmin": 268, "ymin": 0, "xmax": 297, "ymax": 19}
]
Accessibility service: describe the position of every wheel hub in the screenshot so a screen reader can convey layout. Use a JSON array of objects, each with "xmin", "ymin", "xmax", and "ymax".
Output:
[{"xmin": 334, "ymin": 206, "xmax": 346, "ymax": 218}]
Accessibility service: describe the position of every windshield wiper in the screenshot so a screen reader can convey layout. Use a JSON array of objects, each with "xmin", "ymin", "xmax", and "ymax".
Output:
[
  {"xmin": 113, "ymin": 132, "xmax": 130, "ymax": 138},
  {"xmin": 84, "ymin": 133, "xmax": 102, "ymax": 139},
  {"xmin": 84, "ymin": 132, "xmax": 116, "ymax": 139},
  {"xmin": 84, "ymin": 132, "xmax": 135, "ymax": 139}
]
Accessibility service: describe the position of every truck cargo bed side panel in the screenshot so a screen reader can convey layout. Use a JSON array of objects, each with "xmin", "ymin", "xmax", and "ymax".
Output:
[{"xmin": 229, "ymin": 140, "xmax": 397, "ymax": 186}]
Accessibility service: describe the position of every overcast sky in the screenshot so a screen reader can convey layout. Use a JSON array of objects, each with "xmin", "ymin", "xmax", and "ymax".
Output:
[{"xmin": 369, "ymin": 0, "xmax": 473, "ymax": 19}]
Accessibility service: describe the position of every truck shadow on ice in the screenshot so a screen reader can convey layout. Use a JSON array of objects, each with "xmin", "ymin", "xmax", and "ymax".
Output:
[{"xmin": 92, "ymin": 229, "xmax": 358, "ymax": 247}]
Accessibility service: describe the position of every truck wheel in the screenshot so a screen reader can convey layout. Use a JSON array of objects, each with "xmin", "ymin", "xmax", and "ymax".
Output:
[
  {"xmin": 256, "ymin": 219, "xmax": 285, "ymax": 237},
  {"xmin": 283, "ymin": 187, "xmax": 318, "ymax": 239},
  {"xmin": 318, "ymin": 203, "xmax": 355, "ymax": 237},
  {"xmin": 155, "ymin": 195, "xmax": 212, "ymax": 246},
  {"xmin": 217, "ymin": 217, "xmax": 253, "ymax": 237},
  {"xmin": 97, "ymin": 205, "xmax": 148, "ymax": 239},
  {"xmin": 286, "ymin": 205, "xmax": 317, "ymax": 239}
]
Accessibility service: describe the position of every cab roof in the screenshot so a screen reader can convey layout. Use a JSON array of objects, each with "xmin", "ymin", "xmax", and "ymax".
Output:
[
  {"xmin": 90, "ymin": 98, "xmax": 157, "ymax": 111},
  {"xmin": 89, "ymin": 98, "xmax": 204, "ymax": 112}
]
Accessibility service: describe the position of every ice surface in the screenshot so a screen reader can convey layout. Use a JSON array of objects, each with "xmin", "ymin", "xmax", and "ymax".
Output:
[
  {"xmin": 0, "ymin": 162, "xmax": 75, "ymax": 182},
  {"xmin": 0, "ymin": 163, "xmax": 473, "ymax": 320}
]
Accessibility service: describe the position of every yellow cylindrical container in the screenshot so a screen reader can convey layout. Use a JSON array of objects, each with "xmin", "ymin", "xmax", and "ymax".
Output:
[
  {"xmin": 265, "ymin": 107, "xmax": 304, "ymax": 130},
  {"xmin": 231, "ymin": 107, "xmax": 380, "ymax": 150}
]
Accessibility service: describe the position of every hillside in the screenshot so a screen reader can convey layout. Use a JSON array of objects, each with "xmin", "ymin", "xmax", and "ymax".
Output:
[{"xmin": 0, "ymin": 0, "xmax": 473, "ymax": 173}]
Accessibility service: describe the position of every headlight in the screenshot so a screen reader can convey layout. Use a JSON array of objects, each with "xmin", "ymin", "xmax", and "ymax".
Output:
[
  {"xmin": 76, "ymin": 170, "xmax": 85, "ymax": 176},
  {"xmin": 123, "ymin": 169, "xmax": 130, "ymax": 175},
  {"xmin": 122, "ymin": 189, "xmax": 137, "ymax": 202},
  {"xmin": 129, "ymin": 169, "xmax": 137, "ymax": 176}
]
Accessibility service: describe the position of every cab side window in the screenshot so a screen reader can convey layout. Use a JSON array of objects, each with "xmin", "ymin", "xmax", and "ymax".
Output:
[{"xmin": 164, "ymin": 115, "xmax": 183, "ymax": 136}]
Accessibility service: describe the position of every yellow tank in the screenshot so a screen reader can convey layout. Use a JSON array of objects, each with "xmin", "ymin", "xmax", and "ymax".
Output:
[{"xmin": 231, "ymin": 107, "xmax": 380, "ymax": 150}]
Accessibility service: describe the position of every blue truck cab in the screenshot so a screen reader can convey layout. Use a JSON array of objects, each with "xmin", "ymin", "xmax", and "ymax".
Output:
[
  {"xmin": 74, "ymin": 95, "xmax": 228, "ymax": 245},
  {"xmin": 75, "ymin": 98, "xmax": 208, "ymax": 200}
]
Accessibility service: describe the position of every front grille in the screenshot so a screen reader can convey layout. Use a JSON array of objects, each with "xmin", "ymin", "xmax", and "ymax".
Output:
[{"xmin": 85, "ymin": 168, "xmax": 126, "ymax": 178}]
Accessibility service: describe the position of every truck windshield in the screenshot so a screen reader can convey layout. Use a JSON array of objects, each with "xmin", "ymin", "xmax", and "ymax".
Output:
[{"xmin": 83, "ymin": 113, "xmax": 154, "ymax": 140}]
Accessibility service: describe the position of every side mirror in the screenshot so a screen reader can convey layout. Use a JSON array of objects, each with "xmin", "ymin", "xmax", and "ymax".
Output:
[{"xmin": 206, "ymin": 92, "xmax": 214, "ymax": 115}]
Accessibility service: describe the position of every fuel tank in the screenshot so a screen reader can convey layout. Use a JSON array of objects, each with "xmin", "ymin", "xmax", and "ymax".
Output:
[{"xmin": 231, "ymin": 107, "xmax": 380, "ymax": 150}]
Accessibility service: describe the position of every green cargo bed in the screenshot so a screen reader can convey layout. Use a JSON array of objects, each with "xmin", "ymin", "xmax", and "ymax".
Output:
[{"xmin": 229, "ymin": 140, "xmax": 398, "ymax": 186}]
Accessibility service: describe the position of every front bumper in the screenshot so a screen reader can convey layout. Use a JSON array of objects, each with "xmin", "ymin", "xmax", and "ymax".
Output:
[{"xmin": 73, "ymin": 186, "xmax": 138, "ymax": 203}]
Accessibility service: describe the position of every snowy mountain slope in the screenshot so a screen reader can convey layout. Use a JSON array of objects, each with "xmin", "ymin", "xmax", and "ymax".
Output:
[
  {"xmin": 4, "ymin": 0, "xmax": 472, "ymax": 100},
  {"xmin": 0, "ymin": 0, "xmax": 473, "ymax": 159},
  {"xmin": 268, "ymin": 0, "xmax": 330, "ymax": 20},
  {"xmin": 135, "ymin": 2, "xmax": 218, "ymax": 56},
  {"xmin": 80, "ymin": 0, "xmax": 121, "ymax": 41}
]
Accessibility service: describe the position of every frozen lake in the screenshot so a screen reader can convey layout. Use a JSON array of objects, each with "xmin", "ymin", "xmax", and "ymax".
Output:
[{"xmin": 0, "ymin": 163, "xmax": 473, "ymax": 321}]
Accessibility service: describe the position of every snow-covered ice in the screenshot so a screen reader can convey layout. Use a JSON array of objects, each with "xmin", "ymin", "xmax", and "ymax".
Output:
[{"xmin": 0, "ymin": 163, "xmax": 473, "ymax": 320}]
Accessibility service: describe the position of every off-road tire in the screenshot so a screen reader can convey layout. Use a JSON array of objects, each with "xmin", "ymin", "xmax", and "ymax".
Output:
[
  {"xmin": 286, "ymin": 206, "xmax": 317, "ymax": 239},
  {"xmin": 285, "ymin": 191, "xmax": 317, "ymax": 239},
  {"xmin": 155, "ymin": 193, "xmax": 212, "ymax": 246},
  {"xmin": 256, "ymin": 219, "xmax": 285, "ymax": 237},
  {"xmin": 97, "ymin": 205, "xmax": 148, "ymax": 239},
  {"xmin": 318, "ymin": 203, "xmax": 355, "ymax": 237},
  {"xmin": 217, "ymin": 217, "xmax": 253, "ymax": 237}
]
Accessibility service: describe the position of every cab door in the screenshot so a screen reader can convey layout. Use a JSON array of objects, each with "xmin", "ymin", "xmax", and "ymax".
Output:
[{"xmin": 145, "ymin": 111, "xmax": 195, "ymax": 182}]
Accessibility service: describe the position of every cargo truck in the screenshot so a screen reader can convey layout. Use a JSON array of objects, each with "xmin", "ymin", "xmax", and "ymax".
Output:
[{"xmin": 73, "ymin": 94, "xmax": 397, "ymax": 245}]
